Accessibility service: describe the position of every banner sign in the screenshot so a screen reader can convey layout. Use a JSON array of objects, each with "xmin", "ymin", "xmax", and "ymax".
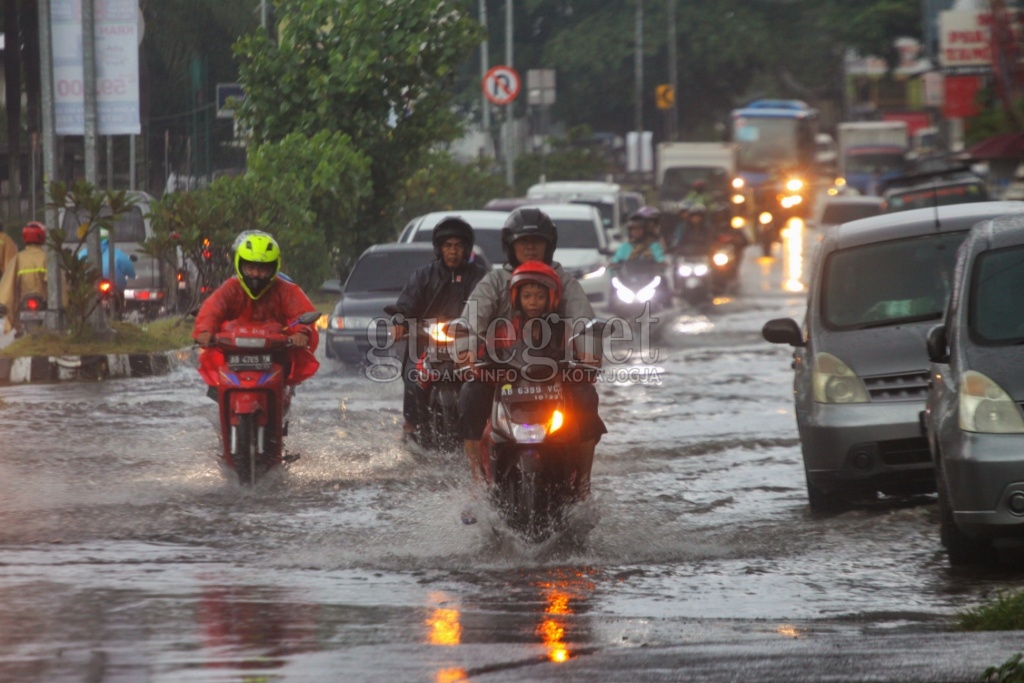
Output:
[{"xmin": 52, "ymin": 0, "xmax": 141, "ymax": 135}]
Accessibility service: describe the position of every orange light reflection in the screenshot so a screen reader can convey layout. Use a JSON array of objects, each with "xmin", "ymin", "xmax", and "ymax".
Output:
[
  {"xmin": 436, "ymin": 668, "xmax": 468, "ymax": 683},
  {"xmin": 776, "ymin": 624, "xmax": 802, "ymax": 638},
  {"xmin": 537, "ymin": 587, "xmax": 574, "ymax": 663},
  {"xmin": 781, "ymin": 217, "xmax": 805, "ymax": 293},
  {"xmin": 427, "ymin": 608, "xmax": 462, "ymax": 647}
]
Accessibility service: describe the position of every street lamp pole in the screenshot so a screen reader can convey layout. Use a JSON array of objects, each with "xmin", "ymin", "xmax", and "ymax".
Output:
[
  {"xmin": 667, "ymin": 0, "xmax": 678, "ymax": 141},
  {"xmin": 505, "ymin": 0, "xmax": 515, "ymax": 188},
  {"xmin": 634, "ymin": 0, "xmax": 643, "ymax": 136}
]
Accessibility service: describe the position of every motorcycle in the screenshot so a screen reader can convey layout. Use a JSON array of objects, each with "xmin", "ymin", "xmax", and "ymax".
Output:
[
  {"xmin": 473, "ymin": 320, "xmax": 605, "ymax": 542},
  {"xmin": 709, "ymin": 238, "xmax": 741, "ymax": 295},
  {"xmin": 609, "ymin": 260, "xmax": 670, "ymax": 321},
  {"xmin": 0, "ymin": 292, "xmax": 47, "ymax": 337},
  {"xmin": 412, "ymin": 319, "xmax": 465, "ymax": 452},
  {"xmin": 673, "ymin": 253, "xmax": 712, "ymax": 307},
  {"xmin": 197, "ymin": 311, "xmax": 321, "ymax": 486}
]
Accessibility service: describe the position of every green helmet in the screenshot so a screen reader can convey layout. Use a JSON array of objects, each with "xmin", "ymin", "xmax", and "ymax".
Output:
[{"xmin": 234, "ymin": 231, "xmax": 281, "ymax": 299}]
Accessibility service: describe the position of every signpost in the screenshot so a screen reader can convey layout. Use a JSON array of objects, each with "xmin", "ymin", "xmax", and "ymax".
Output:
[
  {"xmin": 655, "ymin": 84, "xmax": 674, "ymax": 110},
  {"xmin": 483, "ymin": 65, "xmax": 520, "ymax": 106}
]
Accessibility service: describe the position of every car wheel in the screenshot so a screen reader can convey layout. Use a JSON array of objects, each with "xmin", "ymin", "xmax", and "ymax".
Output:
[
  {"xmin": 804, "ymin": 464, "xmax": 850, "ymax": 514},
  {"xmin": 937, "ymin": 472, "xmax": 996, "ymax": 567}
]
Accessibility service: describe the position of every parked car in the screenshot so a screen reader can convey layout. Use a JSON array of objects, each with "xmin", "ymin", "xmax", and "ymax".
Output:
[
  {"xmin": 762, "ymin": 202, "xmax": 1024, "ymax": 513},
  {"xmin": 815, "ymin": 195, "xmax": 886, "ymax": 232},
  {"xmin": 924, "ymin": 212, "xmax": 1024, "ymax": 565},
  {"xmin": 399, "ymin": 204, "xmax": 613, "ymax": 305},
  {"xmin": 398, "ymin": 211, "xmax": 508, "ymax": 268},
  {"xmin": 60, "ymin": 191, "xmax": 188, "ymax": 318},
  {"xmin": 325, "ymin": 242, "xmax": 490, "ymax": 363},
  {"xmin": 882, "ymin": 168, "xmax": 989, "ymax": 214}
]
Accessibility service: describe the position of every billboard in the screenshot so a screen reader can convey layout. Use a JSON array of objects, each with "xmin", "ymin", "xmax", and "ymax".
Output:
[{"xmin": 52, "ymin": 0, "xmax": 141, "ymax": 136}]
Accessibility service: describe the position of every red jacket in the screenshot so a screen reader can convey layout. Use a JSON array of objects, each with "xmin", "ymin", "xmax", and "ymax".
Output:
[{"xmin": 193, "ymin": 277, "xmax": 320, "ymax": 352}]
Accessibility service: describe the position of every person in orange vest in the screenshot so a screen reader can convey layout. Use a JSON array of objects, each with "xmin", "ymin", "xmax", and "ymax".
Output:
[
  {"xmin": 0, "ymin": 223, "xmax": 18, "ymax": 279},
  {"xmin": 0, "ymin": 222, "xmax": 52, "ymax": 335}
]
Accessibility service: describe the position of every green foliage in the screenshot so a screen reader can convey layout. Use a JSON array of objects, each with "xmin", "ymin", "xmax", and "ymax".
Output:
[
  {"xmin": 983, "ymin": 653, "xmax": 1024, "ymax": 683},
  {"xmin": 514, "ymin": 127, "xmax": 614, "ymax": 195},
  {"xmin": 397, "ymin": 151, "xmax": 509, "ymax": 227},
  {"xmin": 46, "ymin": 181, "xmax": 136, "ymax": 338},
  {"xmin": 147, "ymin": 132, "xmax": 371, "ymax": 293},
  {"xmin": 958, "ymin": 591, "xmax": 1024, "ymax": 632},
  {"xmin": 235, "ymin": 0, "xmax": 483, "ymax": 251}
]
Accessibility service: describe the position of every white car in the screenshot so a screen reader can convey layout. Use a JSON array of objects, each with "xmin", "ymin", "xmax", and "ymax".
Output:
[{"xmin": 399, "ymin": 205, "xmax": 613, "ymax": 305}]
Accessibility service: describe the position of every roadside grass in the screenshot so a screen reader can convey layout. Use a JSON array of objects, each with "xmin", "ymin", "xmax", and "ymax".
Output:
[
  {"xmin": 0, "ymin": 317, "xmax": 194, "ymax": 357},
  {"xmin": 957, "ymin": 591, "xmax": 1024, "ymax": 682}
]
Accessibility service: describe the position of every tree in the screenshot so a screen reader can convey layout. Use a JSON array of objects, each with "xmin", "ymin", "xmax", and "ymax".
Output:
[
  {"xmin": 235, "ymin": 0, "xmax": 483, "ymax": 269},
  {"xmin": 397, "ymin": 150, "xmax": 509, "ymax": 226}
]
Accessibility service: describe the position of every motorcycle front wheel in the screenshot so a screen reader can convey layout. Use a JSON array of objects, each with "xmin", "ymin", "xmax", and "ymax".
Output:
[
  {"xmin": 505, "ymin": 464, "xmax": 555, "ymax": 543},
  {"xmin": 235, "ymin": 414, "xmax": 261, "ymax": 487}
]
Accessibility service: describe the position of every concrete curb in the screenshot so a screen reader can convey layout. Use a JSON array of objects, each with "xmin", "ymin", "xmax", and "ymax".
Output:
[{"xmin": 0, "ymin": 347, "xmax": 196, "ymax": 385}]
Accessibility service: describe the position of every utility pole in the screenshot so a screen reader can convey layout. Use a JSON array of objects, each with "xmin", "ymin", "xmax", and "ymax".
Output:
[
  {"xmin": 667, "ymin": 0, "xmax": 678, "ymax": 141},
  {"xmin": 505, "ymin": 0, "xmax": 514, "ymax": 189},
  {"xmin": 634, "ymin": 0, "xmax": 644, "ymax": 136},
  {"xmin": 261, "ymin": 0, "xmax": 268, "ymax": 31},
  {"xmin": 39, "ymin": 0, "xmax": 61, "ymax": 331},
  {"xmin": 82, "ymin": 0, "xmax": 112, "ymax": 335},
  {"xmin": 479, "ymin": 0, "xmax": 491, "ymax": 157}
]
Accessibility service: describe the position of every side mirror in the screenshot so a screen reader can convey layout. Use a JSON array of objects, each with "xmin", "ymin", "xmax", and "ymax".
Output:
[
  {"xmin": 926, "ymin": 324, "xmax": 949, "ymax": 364},
  {"xmin": 762, "ymin": 318, "xmax": 805, "ymax": 347},
  {"xmin": 297, "ymin": 311, "xmax": 322, "ymax": 325},
  {"xmin": 599, "ymin": 246, "xmax": 615, "ymax": 257},
  {"xmin": 129, "ymin": 254, "xmax": 138, "ymax": 262}
]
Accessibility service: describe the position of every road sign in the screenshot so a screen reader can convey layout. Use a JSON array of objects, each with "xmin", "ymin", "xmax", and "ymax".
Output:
[
  {"xmin": 216, "ymin": 83, "xmax": 246, "ymax": 119},
  {"xmin": 656, "ymin": 84, "xmax": 675, "ymax": 110},
  {"xmin": 483, "ymin": 65, "xmax": 521, "ymax": 106}
]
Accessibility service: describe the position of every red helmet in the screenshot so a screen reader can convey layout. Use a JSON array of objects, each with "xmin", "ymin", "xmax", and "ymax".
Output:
[
  {"xmin": 22, "ymin": 221, "xmax": 46, "ymax": 245},
  {"xmin": 509, "ymin": 261, "xmax": 562, "ymax": 314}
]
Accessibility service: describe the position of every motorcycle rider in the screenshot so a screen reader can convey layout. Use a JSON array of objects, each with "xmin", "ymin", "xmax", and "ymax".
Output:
[
  {"xmin": 0, "ymin": 224, "xmax": 17, "ymax": 279},
  {"xmin": 673, "ymin": 203, "xmax": 713, "ymax": 256},
  {"xmin": 79, "ymin": 227, "xmax": 136, "ymax": 295},
  {"xmin": 193, "ymin": 232, "xmax": 319, "ymax": 368},
  {"xmin": 390, "ymin": 217, "xmax": 487, "ymax": 441},
  {"xmin": 0, "ymin": 222, "xmax": 56, "ymax": 335},
  {"xmin": 684, "ymin": 179, "xmax": 716, "ymax": 209},
  {"xmin": 457, "ymin": 208, "xmax": 605, "ymax": 498},
  {"xmin": 612, "ymin": 207, "xmax": 666, "ymax": 264}
]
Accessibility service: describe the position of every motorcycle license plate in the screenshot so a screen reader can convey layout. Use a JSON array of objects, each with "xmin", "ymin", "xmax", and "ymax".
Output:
[
  {"xmin": 227, "ymin": 353, "xmax": 273, "ymax": 371},
  {"xmin": 20, "ymin": 312, "xmax": 45, "ymax": 322},
  {"xmin": 504, "ymin": 382, "xmax": 561, "ymax": 403}
]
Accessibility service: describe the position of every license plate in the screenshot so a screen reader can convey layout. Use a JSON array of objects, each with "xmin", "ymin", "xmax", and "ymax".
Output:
[
  {"xmin": 227, "ymin": 353, "xmax": 273, "ymax": 371},
  {"xmin": 503, "ymin": 382, "xmax": 561, "ymax": 403},
  {"xmin": 20, "ymin": 312, "xmax": 45, "ymax": 322}
]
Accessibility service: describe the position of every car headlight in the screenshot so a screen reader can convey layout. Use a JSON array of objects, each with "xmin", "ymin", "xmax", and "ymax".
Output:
[
  {"xmin": 581, "ymin": 264, "xmax": 607, "ymax": 279},
  {"xmin": 812, "ymin": 352, "xmax": 869, "ymax": 404},
  {"xmin": 329, "ymin": 316, "xmax": 344, "ymax": 329},
  {"xmin": 785, "ymin": 178, "xmax": 805, "ymax": 193},
  {"xmin": 959, "ymin": 370, "xmax": 1024, "ymax": 433}
]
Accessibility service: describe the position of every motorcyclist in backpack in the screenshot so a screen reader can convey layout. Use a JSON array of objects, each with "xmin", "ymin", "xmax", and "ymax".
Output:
[
  {"xmin": 612, "ymin": 207, "xmax": 666, "ymax": 264},
  {"xmin": 0, "ymin": 222, "xmax": 58, "ymax": 335},
  {"xmin": 457, "ymin": 208, "xmax": 606, "ymax": 492},
  {"xmin": 390, "ymin": 217, "xmax": 488, "ymax": 441},
  {"xmin": 193, "ymin": 232, "xmax": 319, "ymax": 379}
]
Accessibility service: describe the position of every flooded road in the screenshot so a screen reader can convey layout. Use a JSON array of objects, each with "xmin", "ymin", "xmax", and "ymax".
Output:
[{"xmin": 2, "ymin": 225, "xmax": 1023, "ymax": 682}]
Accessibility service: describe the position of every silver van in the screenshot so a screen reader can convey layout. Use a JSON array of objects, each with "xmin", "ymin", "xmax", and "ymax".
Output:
[{"xmin": 763, "ymin": 202, "xmax": 1024, "ymax": 512}]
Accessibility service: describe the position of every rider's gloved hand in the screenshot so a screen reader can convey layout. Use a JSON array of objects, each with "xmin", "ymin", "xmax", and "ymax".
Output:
[
  {"xmin": 195, "ymin": 332, "xmax": 213, "ymax": 346},
  {"xmin": 289, "ymin": 332, "xmax": 310, "ymax": 348}
]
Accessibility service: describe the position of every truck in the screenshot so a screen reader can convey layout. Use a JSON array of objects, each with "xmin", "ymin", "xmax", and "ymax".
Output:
[
  {"xmin": 836, "ymin": 121, "xmax": 910, "ymax": 195},
  {"xmin": 655, "ymin": 142, "xmax": 737, "ymax": 205}
]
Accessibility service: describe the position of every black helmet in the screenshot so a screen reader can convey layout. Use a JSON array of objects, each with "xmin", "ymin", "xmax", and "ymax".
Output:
[
  {"xmin": 501, "ymin": 207, "xmax": 558, "ymax": 268},
  {"xmin": 432, "ymin": 216, "xmax": 475, "ymax": 261}
]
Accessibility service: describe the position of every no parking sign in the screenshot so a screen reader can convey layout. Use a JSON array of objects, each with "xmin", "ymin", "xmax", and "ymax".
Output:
[{"xmin": 482, "ymin": 65, "xmax": 521, "ymax": 106}]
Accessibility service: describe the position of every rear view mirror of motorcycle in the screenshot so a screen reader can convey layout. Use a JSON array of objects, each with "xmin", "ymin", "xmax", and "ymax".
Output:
[{"xmin": 295, "ymin": 311, "xmax": 322, "ymax": 325}]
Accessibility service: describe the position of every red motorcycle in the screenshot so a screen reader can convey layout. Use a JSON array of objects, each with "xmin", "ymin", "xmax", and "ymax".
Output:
[{"xmin": 198, "ymin": 312, "xmax": 321, "ymax": 485}]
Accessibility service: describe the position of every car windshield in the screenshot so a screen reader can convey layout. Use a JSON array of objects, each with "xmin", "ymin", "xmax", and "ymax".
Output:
[
  {"xmin": 61, "ymin": 206, "xmax": 146, "ymax": 242},
  {"xmin": 885, "ymin": 182, "xmax": 988, "ymax": 213},
  {"xmin": 820, "ymin": 202, "xmax": 883, "ymax": 226},
  {"xmin": 570, "ymin": 200, "xmax": 614, "ymax": 229},
  {"xmin": 553, "ymin": 219, "xmax": 601, "ymax": 249},
  {"xmin": 969, "ymin": 245, "xmax": 1024, "ymax": 345},
  {"xmin": 822, "ymin": 231, "xmax": 966, "ymax": 330},
  {"xmin": 413, "ymin": 228, "xmax": 505, "ymax": 264},
  {"xmin": 345, "ymin": 250, "xmax": 433, "ymax": 293},
  {"xmin": 660, "ymin": 167, "xmax": 729, "ymax": 201}
]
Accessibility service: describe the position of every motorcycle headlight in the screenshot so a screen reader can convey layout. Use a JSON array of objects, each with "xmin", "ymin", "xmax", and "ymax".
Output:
[
  {"xmin": 677, "ymin": 265, "xmax": 693, "ymax": 277},
  {"xmin": 959, "ymin": 370, "xmax": 1024, "ymax": 433},
  {"xmin": 731, "ymin": 216, "xmax": 745, "ymax": 229},
  {"xmin": 694, "ymin": 264, "xmax": 709, "ymax": 277},
  {"xmin": 612, "ymin": 277, "xmax": 636, "ymax": 304},
  {"xmin": 785, "ymin": 178, "xmax": 804, "ymax": 193},
  {"xmin": 759, "ymin": 212, "xmax": 773, "ymax": 225},
  {"xmin": 812, "ymin": 352, "xmax": 869, "ymax": 404},
  {"xmin": 732, "ymin": 177, "xmax": 745, "ymax": 189},
  {"xmin": 713, "ymin": 252, "xmax": 729, "ymax": 267},
  {"xmin": 636, "ymin": 276, "xmax": 661, "ymax": 303},
  {"xmin": 428, "ymin": 321, "xmax": 454, "ymax": 342},
  {"xmin": 731, "ymin": 194, "xmax": 745, "ymax": 204}
]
